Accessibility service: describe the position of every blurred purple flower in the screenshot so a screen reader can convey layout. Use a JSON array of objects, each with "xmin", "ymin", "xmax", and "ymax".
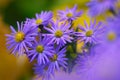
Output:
[
  {"xmin": 34, "ymin": 64, "xmax": 52, "ymax": 80},
  {"xmin": 76, "ymin": 46, "xmax": 120, "ymax": 80},
  {"xmin": 76, "ymin": 20, "xmax": 104, "ymax": 44},
  {"xmin": 87, "ymin": 0, "xmax": 117, "ymax": 17},
  {"xmin": 58, "ymin": 5, "xmax": 83, "ymax": 22},
  {"xmin": 6, "ymin": 22, "xmax": 37, "ymax": 55},
  {"xmin": 107, "ymin": 16, "xmax": 120, "ymax": 35},
  {"xmin": 27, "ymin": 36, "xmax": 54, "ymax": 65},
  {"xmin": 45, "ymin": 21, "xmax": 74, "ymax": 47},
  {"xmin": 31, "ymin": 11, "xmax": 53, "ymax": 27},
  {"xmin": 48, "ymin": 47, "xmax": 68, "ymax": 73}
]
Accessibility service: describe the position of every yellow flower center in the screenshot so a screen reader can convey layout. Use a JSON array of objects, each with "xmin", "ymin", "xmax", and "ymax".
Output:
[
  {"xmin": 107, "ymin": 32, "xmax": 116, "ymax": 41},
  {"xmin": 55, "ymin": 30, "xmax": 63, "ymax": 38},
  {"xmin": 15, "ymin": 32, "xmax": 25, "ymax": 42},
  {"xmin": 36, "ymin": 45, "xmax": 44, "ymax": 53},
  {"xmin": 86, "ymin": 30, "xmax": 93, "ymax": 37},
  {"xmin": 51, "ymin": 54, "xmax": 58, "ymax": 61},
  {"xmin": 36, "ymin": 19, "xmax": 42, "ymax": 25},
  {"xmin": 66, "ymin": 13, "xmax": 73, "ymax": 18}
]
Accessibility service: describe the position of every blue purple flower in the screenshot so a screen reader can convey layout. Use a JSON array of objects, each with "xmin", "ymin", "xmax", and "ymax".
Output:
[
  {"xmin": 107, "ymin": 16, "xmax": 120, "ymax": 35},
  {"xmin": 31, "ymin": 11, "xmax": 53, "ymax": 27},
  {"xmin": 6, "ymin": 22, "xmax": 37, "ymax": 55},
  {"xmin": 34, "ymin": 64, "xmax": 52, "ymax": 80},
  {"xmin": 45, "ymin": 21, "xmax": 74, "ymax": 47},
  {"xmin": 48, "ymin": 47, "xmax": 68, "ymax": 73},
  {"xmin": 27, "ymin": 35, "xmax": 54, "ymax": 65},
  {"xmin": 76, "ymin": 20, "xmax": 104, "ymax": 44},
  {"xmin": 58, "ymin": 5, "xmax": 82, "ymax": 22},
  {"xmin": 87, "ymin": 0, "xmax": 117, "ymax": 17}
]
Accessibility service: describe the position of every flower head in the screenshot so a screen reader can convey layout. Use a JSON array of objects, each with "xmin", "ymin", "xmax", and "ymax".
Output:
[
  {"xmin": 76, "ymin": 20, "xmax": 104, "ymax": 44},
  {"xmin": 58, "ymin": 5, "xmax": 82, "ymax": 22},
  {"xmin": 34, "ymin": 64, "xmax": 52, "ymax": 80},
  {"xmin": 87, "ymin": 0, "xmax": 117, "ymax": 17},
  {"xmin": 99, "ymin": 16, "xmax": 120, "ymax": 45},
  {"xmin": 31, "ymin": 11, "xmax": 53, "ymax": 27},
  {"xmin": 6, "ymin": 22, "xmax": 37, "ymax": 55},
  {"xmin": 48, "ymin": 47, "xmax": 68, "ymax": 73},
  {"xmin": 27, "ymin": 35, "xmax": 54, "ymax": 65},
  {"xmin": 45, "ymin": 21, "xmax": 74, "ymax": 47}
]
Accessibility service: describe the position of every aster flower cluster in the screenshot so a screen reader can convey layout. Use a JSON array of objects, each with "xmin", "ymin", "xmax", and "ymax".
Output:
[{"xmin": 6, "ymin": 2, "xmax": 120, "ymax": 80}]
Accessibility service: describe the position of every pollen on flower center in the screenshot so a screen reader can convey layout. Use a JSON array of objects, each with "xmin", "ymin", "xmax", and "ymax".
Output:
[
  {"xmin": 36, "ymin": 45, "xmax": 44, "ymax": 53},
  {"xmin": 107, "ymin": 32, "xmax": 116, "ymax": 41},
  {"xmin": 86, "ymin": 30, "xmax": 93, "ymax": 37},
  {"xmin": 66, "ymin": 13, "xmax": 73, "ymax": 18},
  {"xmin": 15, "ymin": 32, "xmax": 25, "ymax": 42},
  {"xmin": 55, "ymin": 30, "xmax": 63, "ymax": 38},
  {"xmin": 51, "ymin": 54, "xmax": 58, "ymax": 61},
  {"xmin": 36, "ymin": 19, "xmax": 43, "ymax": 25}
]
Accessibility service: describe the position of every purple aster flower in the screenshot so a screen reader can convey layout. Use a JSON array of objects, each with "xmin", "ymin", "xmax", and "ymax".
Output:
[
  {"xmin": 44, "ymin": 21, "xmax": 74, "ymax": 47},
  {"xmin": 97, "ymin": 16, "xmax": 120, "ymax": 45},
  {"xmin": 6, "ymin": 22, "xmax": 38, "ymax": 55},
  {"xmin": 27, "ymin": 35, "xmax": 54, "ymax": 65},
  {"xmin": 76, "ymin": 20, "xmax": 104, "ymax": 44},
  {"xmin": 100, "ymin": 26, "xmax": 120, "ymax": 44},
  {"xmin": 33, "ymin": 47, "xmax": 67, "ymax": 80},
  {"xmin": 31, "ymin": 11, "xmax": 53, "ymax": 27},
  {"xmin": 48, "ymin": 47, "xmax": 68, "ymax": 73},
  {"xmin": 58, "ymin": 5, "xmax": 83, "ymax": 22},
  {"xmin": 34, "ymin": 64, "xmax": 52, "ymax": 80},
  {"xmin": 87, "ymin": 0, "xmax": 117, "ymax": 17}
]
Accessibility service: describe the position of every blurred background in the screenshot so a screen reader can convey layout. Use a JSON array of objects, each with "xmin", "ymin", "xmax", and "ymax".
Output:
[{"xmin": 0, "ymin": 0, "xmax": 91, "ymax": 80}]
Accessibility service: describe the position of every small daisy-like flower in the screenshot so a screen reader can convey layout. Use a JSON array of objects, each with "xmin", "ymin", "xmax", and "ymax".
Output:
[
  {"xmin": 32, "ymin": 11, "xmax": 53, "ymax": 27},
  {"xmin": 87, "ymin": 0, "xmax": 117, "ymax": 17},
  {"xmin": 49, "ymin": 47, "xmax": 68, "ymax": 73},
  {"xmin": 6, "ymin": 22, "xmax": 37, "ymax": 55},
  {"xmin": 45, "ymin": 21, "xmax": 74, "ymax": 47},
  {"xmin": 27, "ymin": 36, "xmax": 54, "ymax": 65},
  {"xmin": 58, "ymin": 5, "xmax": 82, "ymax": 22},
  {"xmin": 98, "ymin": 21, "xmax": 120, "ymax": 48},
  {"xmin": 76, "ymin": 20, "xmax": 104, "ymax": 44},
  {"xmin": 34, "ymin": 64, "xmax": 52, "ymax": 80}
]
